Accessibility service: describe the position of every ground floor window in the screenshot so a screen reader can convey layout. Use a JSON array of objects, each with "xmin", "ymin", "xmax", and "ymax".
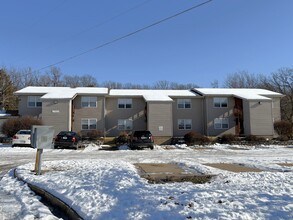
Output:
[
  {"xmin": 118, "ymin": 119, "xmax": 133, "ymax": 130},
  {"xmin": 178, "ymin": 119, "xmax": 192, "ymax": 130},
  {"xmin": 81, "ymin": 118, "xmax": 97, "ymax": 130},
  {"xmin": 214, "ymin": 118, "xmax": 229, "ymax": 129}
]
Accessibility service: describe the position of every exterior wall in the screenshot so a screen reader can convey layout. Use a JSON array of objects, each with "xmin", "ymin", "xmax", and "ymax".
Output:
[
  {"xmin": 41, "ymin": 99, "xmax": 71, "ymax": 135},
  {"xmin": 147, "ymin": 102, "xmax": 173, "ymax": 136},
  {"xmin": 247, "ymin": 100, "xmax": 274, "ymax": 136},
  {"xmin": 72, "ymin": 95, "xmax": 105, "ymax": 133},
  {"xmin": 105, "ymin": 97, "xmax": 146, "ymax": 136},
  {"xmin": 18, "ymin": 95, "xmax": 42, "ymax": 117},
  {"xmin": 242, "ymin": 100, "xmax": 251, "ymax": 135},
  {"xmin": 172, "ymin": 98, "xmax": 204, "ymax": 136},
  {"xmin": 205, "ymin": 96, "xmax": 236, "ymax": 136},
  {"xmin": 272, "ymin": 98, "xmax": 282, "ymax": 122}
]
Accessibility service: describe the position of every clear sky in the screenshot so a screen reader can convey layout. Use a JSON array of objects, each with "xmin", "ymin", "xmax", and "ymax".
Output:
[{"xmin": 1, "ymin": 0, "xmax": 293, "ymax": 87}]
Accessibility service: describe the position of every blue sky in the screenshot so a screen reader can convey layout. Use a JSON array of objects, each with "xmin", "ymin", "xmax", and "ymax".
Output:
[{"xmin": 1, "ymin": 0, "xmax": 293, "ymax": 87}]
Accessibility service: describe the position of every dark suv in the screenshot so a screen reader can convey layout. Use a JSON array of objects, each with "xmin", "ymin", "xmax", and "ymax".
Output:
[
  {"xmin": 130, "ymin": 130, "xmax": 154, "ymax": 150},
  {"xmin": 54, "ymin": 131, "xmax": 82, "ymax": 150}
]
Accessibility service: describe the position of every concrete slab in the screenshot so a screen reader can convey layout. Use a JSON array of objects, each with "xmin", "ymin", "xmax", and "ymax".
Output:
[
  {"xmin": 278, "ymin": 163, "xmax": 293, "ymax": 167},
  {"xmin": 134, "ymin": 163, "xmax": 215, "ymax": 184},
  {"xmin": 204, "ymin": 163, "xmax": 263, "ymax": 172}
]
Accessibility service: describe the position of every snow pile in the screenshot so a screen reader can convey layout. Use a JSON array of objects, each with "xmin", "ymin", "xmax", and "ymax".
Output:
[{"xmin": 16, "ymin": 158, "xmax": 293, "ymax": 220}]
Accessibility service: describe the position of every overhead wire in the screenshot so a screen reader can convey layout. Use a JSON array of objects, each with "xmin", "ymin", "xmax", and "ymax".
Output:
[{"xmin": 37, "ymin": 0, "xmax": 213, "ymax": 71}]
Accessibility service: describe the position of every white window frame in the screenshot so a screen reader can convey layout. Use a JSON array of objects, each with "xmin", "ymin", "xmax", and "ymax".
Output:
[
  {"xmin": 81, "ymin": 118, "xmax": 97, "ymax": 130},
  {"xmin": 28, "ymin": 96, "xmax": 42, "ymax": 108},
  {"xmin": 118, "ymin": 99, "xmax": 132, "ymax": 109},
  {"xmin": 213, "ymin": 97, "xmax": 228, "ymax": 108},
  {"xmin": 178, "ymin": 119, "xmax": 192, "ymax": 130},
  {"xmin": 177, "ymin": 99, "xmax": 191, "ymax": 109},
  {"xmin": 81, "ymin": 96, "xmax": 97, "ymax": 108},
  {"xmin": 214, "ymin": 118, "xmax": 229, "ymax": 129},
  {"xmin": 118, "ymin": 119, "xmax": 133, "ymax": 130}
]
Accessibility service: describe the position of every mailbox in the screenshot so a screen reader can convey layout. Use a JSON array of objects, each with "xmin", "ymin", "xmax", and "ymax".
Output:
[{"xmin": 31, "ymin": 126, "xmax": 55, "ymax": 149}]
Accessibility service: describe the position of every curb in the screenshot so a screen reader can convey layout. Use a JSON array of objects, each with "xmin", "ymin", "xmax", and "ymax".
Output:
[{"xmin": 13, "ymin": 168, "xmax": 83, "ymax": 220}]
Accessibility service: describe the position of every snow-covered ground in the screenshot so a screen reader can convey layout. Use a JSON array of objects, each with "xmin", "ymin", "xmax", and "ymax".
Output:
[{"xmin": 1, "ymin": 144, "xmax": 293, "ymax": 219}]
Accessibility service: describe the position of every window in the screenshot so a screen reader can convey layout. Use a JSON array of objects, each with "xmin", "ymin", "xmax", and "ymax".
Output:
[
  {"xmin": 178, "ymin": 119, "xmax": 192, "ymax": 130},
  {"xmin": 118, "ymin": 119, "xmax": 133, "ymax": 130},
  {"xmin": 213, "ymin": 97, "xmax": 228, "ymax": 108},
  {"xmin": 81, "ymin": 96, "xmax": 97, "ymax": 108},
  {"xmin": 214, "ymin": 118, "xmax": 229, "ymax": 129},
  {"xmin": 118, "ymin": 99, "xmax": 132, "ymax": 109},
  {"xmin": 177, "ymin": 99, "xmax": 191, "ymax": 109},
  {"xmin": 81, "ymin": 118, "xmax": 97, "ymax": 130},
  {"xmin": 28, "ymin": 96, "xmax": 42, "ymax": 107}
]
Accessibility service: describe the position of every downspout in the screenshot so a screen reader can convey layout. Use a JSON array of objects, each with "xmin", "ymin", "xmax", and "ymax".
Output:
[{"xmin": 68, "ymin": 99, "xmax": 72, "ymax": 131}]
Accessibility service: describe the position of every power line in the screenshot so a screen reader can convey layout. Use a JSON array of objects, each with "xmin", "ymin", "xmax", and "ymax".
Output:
[{"xmin": 38, "ymin": 0, "xmax": 213, "ymax": 71}]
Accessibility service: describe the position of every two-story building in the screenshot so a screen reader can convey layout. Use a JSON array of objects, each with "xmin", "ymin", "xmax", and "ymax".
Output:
[{"xmin": 14, "ymin": 86, "xmax": 283, "ymax": 143}]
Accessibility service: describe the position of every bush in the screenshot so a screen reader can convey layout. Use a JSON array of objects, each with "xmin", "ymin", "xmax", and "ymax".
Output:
[
  {"xmin": 79, "ymin": 130, "xmax": 103, "ymax": 140},
  {"xmin": 245, "ymin": 135, "xmax": 266, "ymax": 142},
  {"xmin": 184, "ymin": 132, "xmax": 210, "ymax": 146},
  {"xmin": 274, "ymin": 120, "xmax": 292, "ymax": 137},
  {"xmin": 115, "ymin": 131, "xmax": 129, "ymax": 145},
  {"xmin": 1, "ymin": 116, "xmax": 42, "ymax": 137},
  {"xmin": 219, "ymin": 134, "xmax": 238, "ymax": 144}
]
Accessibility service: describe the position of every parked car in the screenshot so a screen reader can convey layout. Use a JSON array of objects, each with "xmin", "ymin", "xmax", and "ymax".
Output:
[
  {"xmin": 12, "ymin": 130, "xmax": 32, "ymax": 147},
  {"xmin": 130, "ymin": 130, "xmax": 154, "ymax": 150},
  {"xmin": 54, "ymin": 131, "xmax": 82, "ymax": 150}
]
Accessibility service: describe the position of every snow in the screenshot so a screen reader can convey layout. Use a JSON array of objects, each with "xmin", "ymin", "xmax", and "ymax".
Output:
[
  {"xmin": 193, "ymin": 88, "xmax": 284, "ymax": 100},
  {"xmin": 1, "ymin": 144, "xmax": 293, "ymax": 219}
]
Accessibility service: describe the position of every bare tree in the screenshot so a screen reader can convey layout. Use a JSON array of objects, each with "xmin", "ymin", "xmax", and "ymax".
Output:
[
  {"xmin": 153, "ymin": 80, "xmax": 170, "ymax": 89},
  {"xmin": 79, "ymin": 75, "xmax": 98, "ymax": 87},
  {"xmin": 0, "ymin": 69, "xmax": 17, "ymax": 110},
  {"xmin": 266, "ymin": 68, "xmax": 293, "ymax": 123},
  {"xmin": 224, "ymin": 71, "xmax": 264, "ymax": 88}
]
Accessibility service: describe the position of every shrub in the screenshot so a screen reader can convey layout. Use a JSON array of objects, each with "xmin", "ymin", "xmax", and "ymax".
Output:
[
  {"xmin": 245, "ymin": 135, "xmax": 266, "ymax": 142},
  {"xmin": 79, "ymin": 130, "xmax": 103, "ymax": 140},
  {"xmin": 274, "ymin": 120, "xmax": 292, "ymax": 137},
  {"xmin": 184, "ymin": 132, "xmax": 210, "ymax": 146},
  {"xmin": 1, "ymin": 116, "xmax": 42, "ymax": 137},
  {"xmin": 115, "ymin": 131, "xmax": 129, "ymax": 145},
  {"xmin": 219, "ymin": 134, "xmax": 238, "ymax": 144}
]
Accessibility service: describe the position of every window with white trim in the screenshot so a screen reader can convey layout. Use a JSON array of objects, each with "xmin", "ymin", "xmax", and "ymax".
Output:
[
  {"xmin": 177, "ymin": 99, "xmax": 191, "ymax": 109},
  {"xmin": 28, "ymin": 96, "xmax": 42, "ymax": 107},
  {"xmin": 214, "ymin": 118, "xmax": 229, "ymax": 129},
  {"xmin": 118, "ymin": 99, "xmax": 132, "ymax": 109},
  {"xmin": 81, "ymin": 96, "xmax": 97, "ymax": 108},
  {"xmin": 81, "ymin": 118, "xmax": 97, "ymax": 130},
  {"xmin": 118, "ymin": 119, "xmax": 133, "ymax": 130},
  {"xmin": 213, "ymin": 97, "xmax": 228, "ymax": 108},
  {"xmin": 178, "ymin": 119, "xmax": 192, "ymax": 130}
]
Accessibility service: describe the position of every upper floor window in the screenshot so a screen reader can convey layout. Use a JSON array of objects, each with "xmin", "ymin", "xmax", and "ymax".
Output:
[
  {"xmin": 213, "ymin": 97, "xmax": 228, "ymax": 108},
  {"xmin": 28, "ymin": 96, "xmax": 42, "ymax": 108},
  {"xmin": 81, "ymin": 118, "xmax": 97, "ymax": 130},
  {"xmin": 118, "ymin": 99, "xmax": 132, "ymax": 109},
  {"xmin": 178, "ymin": 119, "xmax": 192, "ymax": 130},
  {"xmin": 81, "ymin": 96, "xmax": 97, "ymax": 108},
  {"xmin": 214, "ymin": 118, "xmax": 229, "ymax": 129},
  {"xmin": 177, "ymin": 99, "xmax": 191, "ymax": 109},
  {"xmin": 118, "ymin": 119, "xmax": 133, "ymax": 130}
]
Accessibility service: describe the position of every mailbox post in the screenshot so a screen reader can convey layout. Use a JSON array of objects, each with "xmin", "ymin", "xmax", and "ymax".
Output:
[{"xmin": 31, "ymin": 126, "xmax": 55, "ymax": 175}]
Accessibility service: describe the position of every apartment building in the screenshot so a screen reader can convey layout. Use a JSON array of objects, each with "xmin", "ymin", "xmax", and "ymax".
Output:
[{"xmin": 14, "ymin": 86, "xmax": 283, "ymax": 143}]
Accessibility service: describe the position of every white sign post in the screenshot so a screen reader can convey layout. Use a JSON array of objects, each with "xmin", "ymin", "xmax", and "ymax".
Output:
[{"xmin": 31, "ymin": 126, "xmax": 54, "ymax": 175}]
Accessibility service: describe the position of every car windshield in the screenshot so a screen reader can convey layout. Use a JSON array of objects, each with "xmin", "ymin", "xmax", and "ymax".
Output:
[{"xmin": 17, "ymin": 130, "xmax": 31, "ymax": 135}]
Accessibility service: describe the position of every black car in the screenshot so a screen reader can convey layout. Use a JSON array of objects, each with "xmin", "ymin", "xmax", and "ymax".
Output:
[
  {"xmin": 130, "ymin": 130, "xmax": 154, "ymax": 150},
  {"xmin": 54, "ymin": 131, "xmax": 82, "ymax": 150}
]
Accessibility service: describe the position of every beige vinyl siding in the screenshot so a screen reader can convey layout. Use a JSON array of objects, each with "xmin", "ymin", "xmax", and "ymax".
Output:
[
  {"xmin": 105, "ymin": 97, "xmax": 146, "ymax": 136},
  {"xmin": 147, "ymin": 102, "xmax": 173, "ymax": 136},
  {"xmin": 248, "ymin": 100, "xmax": 274, "ymax": 136},
  {"xmin": 18, "ymin": 95, "xmax": 42, "ymax": 117},
  {"xmin": 205, "ymin": 96, "xmax": 236, "ymax": 136},
  {"xmin": 172, "ymin": 98, "xmax": 204, "ymax": 136},
  {"xmin": 72, "ymin": 96, "xmax": 105, "ymax": 133},
  {"xmin": 41, "ymin": 99, "xmax": 71, "ymax": 135},
  {"xmin": 272, "ymin": 98, "xmax": 281, "ymax": 122}
]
